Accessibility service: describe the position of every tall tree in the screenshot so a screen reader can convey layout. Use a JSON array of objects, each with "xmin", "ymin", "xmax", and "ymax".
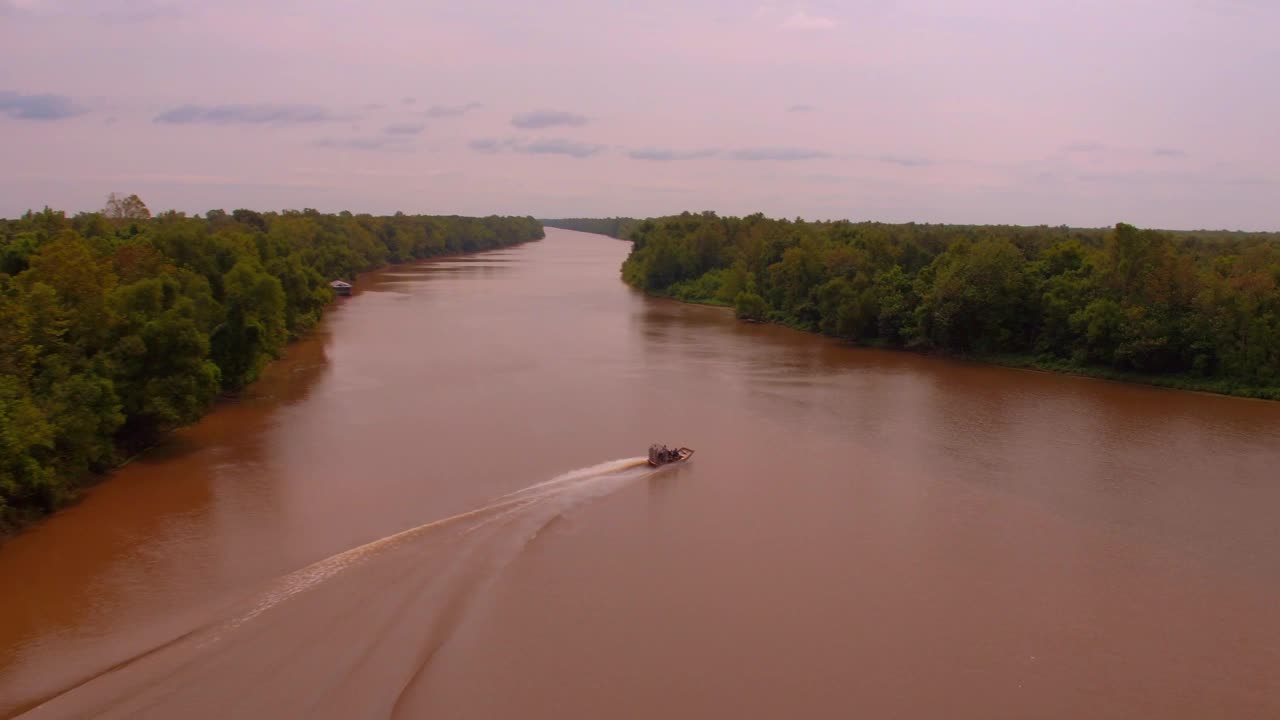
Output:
[{"xmin": 103, "ymin": 193, "xmax": 152, "ymax": 222}]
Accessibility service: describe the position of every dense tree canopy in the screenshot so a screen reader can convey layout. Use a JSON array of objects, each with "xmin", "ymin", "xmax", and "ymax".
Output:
[
  {"xmin": 621, "ymin": 212, "xmax": 1280, "ymax": 397},
  {"xmin": 0, "ymin": 200, "xmax": 542, "ymax": 530}
]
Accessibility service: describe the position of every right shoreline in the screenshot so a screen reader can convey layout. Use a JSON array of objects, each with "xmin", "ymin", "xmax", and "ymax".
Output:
[{"xmin": 639, "ymin": 290, "xmax": 1280, "ymax": 402}]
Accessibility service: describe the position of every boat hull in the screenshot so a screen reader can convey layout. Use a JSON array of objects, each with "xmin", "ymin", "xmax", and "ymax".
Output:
[{"xmin": 647, "ymin": 448, "xmax": 694, "ymax": 467}]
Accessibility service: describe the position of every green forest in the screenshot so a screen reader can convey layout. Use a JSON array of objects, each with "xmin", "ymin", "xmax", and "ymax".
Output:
[
  {"xmin": 0, "ymin": 196, "xmax": 542, "ymax": 530},
  {"xmin": 621, "ymin": 212, "xmax": 1280, "ymax": 398}
]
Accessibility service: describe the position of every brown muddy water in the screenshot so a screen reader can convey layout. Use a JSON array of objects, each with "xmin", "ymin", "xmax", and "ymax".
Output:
[{"xmin": 1, "ymin": 228, "xmax": 1278, "ymax": 719}]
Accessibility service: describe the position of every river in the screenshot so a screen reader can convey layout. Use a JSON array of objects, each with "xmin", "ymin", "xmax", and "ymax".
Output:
[{"xmin": 1, "ymin": 228, "xmax": 1278, "ymax": 719}]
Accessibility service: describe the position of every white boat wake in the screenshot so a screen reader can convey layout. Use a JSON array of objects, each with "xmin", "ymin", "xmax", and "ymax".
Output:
[{"xmin": 12, "ymin": 457, "xmax": 662, "ymax": 719}]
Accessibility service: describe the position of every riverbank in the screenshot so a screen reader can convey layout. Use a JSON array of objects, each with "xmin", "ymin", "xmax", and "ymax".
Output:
[
  {"xmin": 978, "ymin": 354, "xmax": 1280, "ymax": 400},
  {"xmin": 644, "ymin": 289, "xmax": 1280, "ymax": 401},
  {"xmin": 0, "ymin": 233, "xmax": 543, "ymax": 541},
  {"xmin": 619, "ymin": 212, "xmax": 1280, "ymax": 404}
]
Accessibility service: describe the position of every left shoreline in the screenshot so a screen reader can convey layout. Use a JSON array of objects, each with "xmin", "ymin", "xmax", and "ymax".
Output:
[{"xmin": 0, "ymin": 235, "xmax": 544, "ymax": 544}]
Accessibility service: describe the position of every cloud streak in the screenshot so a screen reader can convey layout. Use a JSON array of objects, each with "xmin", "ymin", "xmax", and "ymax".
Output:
[
  {"xmin": 425, "ymin": 102, "xmax": 483, "ymax": 118},
  {"xmin": 1077, "ymin": 170, "xmax": 1209, "ymax": 185},
  {"xmin": 870, "ymin": 154, "xmax": 934, "ymax": 167},
  {"xmin": 731, "ymin": 147, "xmax": 830, "ymax": 161},
  {"xmin": 383, "ymin": 122, "xmax": 426, "ymax": 135},
  {"xmin": 511, "ymin": 110, "xmax": 588, "ymax": 129},
  {"xmin": 469, "ymin": 137, "xmax": 604, "ymax": 158},
  {"xmin": 628, "ymin": 147, "xmax": 720, "ymax": 161},
  {"xmin": 154, "ymin": 104, "xmax": 337, "ymax": 126},
  {"xmin": 314, "ymin": 135, "xmax": 412, "ymax": 152},
  {"xmin": 0, "ymin": 91, "xmax": 86, "ymax": 121},
  {"xmin": 468, "ymin": 138, "xmax": 513, "ymax": 154},
  {"xmin": 520, "ymin": 138, "xmax": 604, "ymax": 158}
]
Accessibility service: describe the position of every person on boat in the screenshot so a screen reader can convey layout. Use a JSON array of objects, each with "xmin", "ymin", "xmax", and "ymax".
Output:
[{"xmin": 649, "ymin": 444, "xmax": 689, "ymax": 465}]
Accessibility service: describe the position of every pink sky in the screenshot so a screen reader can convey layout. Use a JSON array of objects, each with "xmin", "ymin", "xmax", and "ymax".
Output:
[{"xmin": 2, "ymin": 0, "xmax": 1276, "ymax": 230}]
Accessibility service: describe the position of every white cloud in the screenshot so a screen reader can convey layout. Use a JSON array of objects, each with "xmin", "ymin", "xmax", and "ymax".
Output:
[
  {"xmin": 753, "ymin": 4, "xmax": 838, "ymax": 31},
  {"xmin": 779, "ymin": 10, "xmax": 836, "ymax": 30}
]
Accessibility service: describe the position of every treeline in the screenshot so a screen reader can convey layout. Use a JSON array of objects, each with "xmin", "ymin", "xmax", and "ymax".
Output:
[
  {"xmin": 0, "ymin": 197, "xmax": 543, "ymax": 530},
  {"xmin": 622, "ymin": 212, "xmax": 1280, "ymax": 398},
  {"xmin": 540, "ymin": 217, "xmax": 640, "ymax": 239}
]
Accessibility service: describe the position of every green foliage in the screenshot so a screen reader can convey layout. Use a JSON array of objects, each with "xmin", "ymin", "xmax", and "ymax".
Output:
[
  {"xmin": 211, "ymin": 259, "xmax": 288, "ymax": 391},
  {"xmin": 734, "ymin": 292, "xmax": 769, "ymax": 321},
  {"xmin": 109, "ymin": 274, "xmax": 221, "ymax": 444},
  {"xmin": 872, "ymin": 265, "xmax": 916, "ymax": 343},
  {"xmin": 621, "ymin": 212, "xmax": 1280, "ymax": 395},
  {"xmin": 0, "ymin": 198, "xmax": 544, "ymax": 531},
  {"xmin": 914, "ymin": 239, "xmax": 1030, "ymax": 353},
  {"xmin": 668, "ymin": 268, "xmax": 727, "ymax": 304}
]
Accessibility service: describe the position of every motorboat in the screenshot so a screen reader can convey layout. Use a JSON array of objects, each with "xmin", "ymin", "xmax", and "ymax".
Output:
[{"xmin": 648, "ymin": 444, "xmax": 694, "ymax": 467}]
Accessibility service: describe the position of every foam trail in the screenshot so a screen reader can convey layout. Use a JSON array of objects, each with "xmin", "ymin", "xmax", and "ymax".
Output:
[
  {"xmin": 501, "ymin": 457, "xmax": 650, "ymax": 498},
  {"xmin": 14, "ymin": 457, "xmax": 663, "ymax": 720}
]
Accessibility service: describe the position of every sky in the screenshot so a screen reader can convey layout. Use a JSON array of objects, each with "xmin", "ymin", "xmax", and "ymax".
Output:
[{"xmin": 1, "ymin": 0, "xmax": 1277, "ymax": 230}]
